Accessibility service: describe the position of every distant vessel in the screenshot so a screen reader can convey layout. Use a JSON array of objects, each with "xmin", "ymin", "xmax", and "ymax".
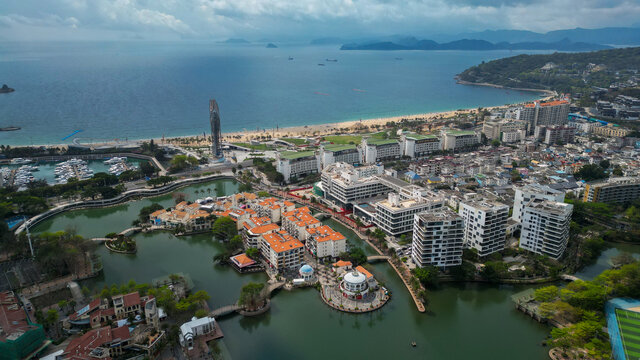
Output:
[
  {"xmin": 395, "ymin": 57, "xmax": 403, "ymax": 60},
  {"xmin": 0, "ymin": 126, "xmax": 20, "ymax": 132},
  {"xmin": 326, "ymin": 59, "xmax": 338, "ymax": 62},
  {"xmin": 288, "ymin": 56, "xmax": 294, "ymax": 60},
  {"xmin": 10, "ymin": 158, "xmax": 33, "ymax": 165},
  {"xmin": 318, "ymin": 63, "xmax": 325, "ymax": 66},
  {"xmin": 0, "ymin": 84, "xmax": 14, "ymax": 93}
]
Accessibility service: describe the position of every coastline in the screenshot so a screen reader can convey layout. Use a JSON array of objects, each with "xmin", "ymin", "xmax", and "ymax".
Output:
[{"xmin": 10, "ymin": 93, "xmax": 552, "ymax": 148}]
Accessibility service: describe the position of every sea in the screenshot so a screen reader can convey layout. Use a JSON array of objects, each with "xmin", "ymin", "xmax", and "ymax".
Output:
[{"xmin": 0, "ymin": 41, "xmax": 547, "ymax": 146}]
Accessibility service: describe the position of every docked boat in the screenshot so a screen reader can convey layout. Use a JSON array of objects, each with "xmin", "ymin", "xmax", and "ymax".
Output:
[{"xmin": 10, "ymin": 158, "xmax": 33, "ymax": 165}]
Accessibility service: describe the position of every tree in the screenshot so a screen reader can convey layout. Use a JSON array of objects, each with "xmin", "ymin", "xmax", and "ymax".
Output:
[
  {"xmin": 245, "ymin": 247, "xmax": 259, "ymax": 259},
  {"xmin": 534, "ymin": 285, "xmax": 559, "ymax": 302},
  {"xmin": 345, "ymin": 247, "xmax": 367, "ymax": 266},
  {"xmin": 172, "ymin": 192, "xmax": 187, "ymax": 204},
  {"xmin": 412, "ymin": 266, "xmax": 439, "ymax": 288},
  {"xmin": 212, "ymin": 217, "xmax": 238, "ymax": 240},
  {"xmin": 575, "ymin": 164, "xmax": 608, "ymax": 182},
  {"xmin": 599, "ymin": 159, "xmax": 610, "ymax": 169},
  {"xmin": 238, "ymin": 282, "xmax": 265, "ymax": 310},
  {"xmin": 491, "ymin": 139, "xmax": 501, "ymax": 147}
]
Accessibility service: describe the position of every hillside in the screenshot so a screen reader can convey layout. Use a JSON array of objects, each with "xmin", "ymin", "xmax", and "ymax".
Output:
[{"xmin": 456, "ymin": 47, "xmax": 640, "ymax": 93}]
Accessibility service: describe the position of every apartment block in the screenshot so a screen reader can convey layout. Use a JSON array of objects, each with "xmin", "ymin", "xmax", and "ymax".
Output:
[
  {"xmin": 583, "ymin": 177, "xmax": 640, "ymax": 204},
  {"xmin": 459, "ymin": 200, "xmax": 509, "ymax": 257},
  {"xmin": 411, "ymin": 209, "xmax": 464, "ymax": 269},
  {"xmin": 374, "ymin": 187, "xmax": 445, "ymax": 236},
  {"xmin": 519, "ymin": 200, "xmax": 573, "ymax": 259},
  {"xmin": 276, "ymin": 151, "xmax": 320, "ymax": 182},
  {"xmin": 512, "ymin": 184, "xmax": 565, "ymax": 223}
]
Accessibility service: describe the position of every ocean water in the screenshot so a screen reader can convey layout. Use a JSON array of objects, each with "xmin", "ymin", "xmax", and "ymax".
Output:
[{"xmin": 0, "ymin": 42, "xmax": 544, "ymax": 146}]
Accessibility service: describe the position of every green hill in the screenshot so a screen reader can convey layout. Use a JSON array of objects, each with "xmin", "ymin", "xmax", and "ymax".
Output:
[{"xmin": 457, "ymin": 47, "xmax": 640, "ymax": 94}]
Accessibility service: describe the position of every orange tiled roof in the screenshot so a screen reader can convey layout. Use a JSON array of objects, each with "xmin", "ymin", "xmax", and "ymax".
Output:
[
  {"xmin": 231, "ymin": 253, "xmax": 257, "ymax": 267},
  {"xmin": 249, "ymin": 223, "xmax": 280, "ymax": 235},
  {"xmin": 312, "ymin": 225, "xmax": 346, "ymax": 242},
  {"xmin": 524, "ymin": 100, "xmax": 568, "ymax": 108},
  {"xmin": 332, "ymin": 260, "xmax": 352, "ymax": 268},
  {"xmin": 356, "ymin": 266, "xmax": 373, "ymax": 279},
  {"xmin": 262, "ymin": 233, "xmax": 303, "ymax": 253}
]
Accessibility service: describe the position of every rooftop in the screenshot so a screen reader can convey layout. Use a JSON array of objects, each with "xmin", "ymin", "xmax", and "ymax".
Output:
[
  {"xmin": 280, "ymin": 151, "xmax": 316, "ymax": 160},
  {"xmin": 366, "ymin": 138, "xmax": 399, "ymax": 146},
  {"xmin": 406, "ymin": 132, "xmax": 438, "ymax": 140},
  {"xmin": 262, "ymin": 232, "xmax": 304, "ymax": 253},
  {"xmin": 324, "ymin": 144, "xmax": 358, "ymax": 152}
]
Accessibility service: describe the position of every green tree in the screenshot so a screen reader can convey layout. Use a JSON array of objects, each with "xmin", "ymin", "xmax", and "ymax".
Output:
[
  {"xmin": 412, "ymin": 266, "xmax": 439, "ymax": 288},
  {"xmin": 534, "ymin": 285, "xmax": 559, "ymax": 302},
  {"xmin": 245, "ymin": 247, "xmax": 259, "ymax": 259},
  {"xmin": 238, "ymin": 282, "xmax": 265, "ymax": 310},
  {"xmin": 212, "ymin": 217, "xmax": 238, "ymax": 240}
]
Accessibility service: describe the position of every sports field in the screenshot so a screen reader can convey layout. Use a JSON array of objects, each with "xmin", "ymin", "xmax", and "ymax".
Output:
[{"xmin": 616, "ymin": 308, "xmax": 640, "ymax": 360}]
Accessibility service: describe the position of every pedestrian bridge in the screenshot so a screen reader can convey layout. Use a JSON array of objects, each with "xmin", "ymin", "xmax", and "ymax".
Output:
[
  {"xmin": 210, "ymin": 304, "xmax": 241, "ymax": 318},
  {"xmin": 560, "ymin": 274, "xmax": 582, "ymax": 282},
  {"xmin": 367, "ymin": 255, "xmax": 390, "ymax": 263}
]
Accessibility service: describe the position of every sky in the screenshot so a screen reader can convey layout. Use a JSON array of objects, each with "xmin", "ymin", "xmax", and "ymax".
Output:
[{"xmin": 1, "ymin": 0, "xmax": 640, "ymax": 41}]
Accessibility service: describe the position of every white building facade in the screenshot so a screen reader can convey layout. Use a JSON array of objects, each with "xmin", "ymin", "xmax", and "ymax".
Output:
[
  {"xmin": 411, "ymin": 209, "xmax": 464, "ymax": 269},
  {"xmin": 459, "ymin": 200, "xmax": 509, "ymax": 257},
  {"xmin": 519, "ymin": 200, "xmax": 573, "ymax": 259}
]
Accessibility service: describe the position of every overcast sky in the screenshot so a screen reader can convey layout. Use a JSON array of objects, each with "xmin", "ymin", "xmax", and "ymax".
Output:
[{"xmin": 1, "ymin": 0, "xmax": 640, "ymax": 41}]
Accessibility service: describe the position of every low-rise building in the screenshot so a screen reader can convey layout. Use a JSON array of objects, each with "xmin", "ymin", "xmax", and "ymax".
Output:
[
  {"xmin": 281, "ymin": 207, "xmax": 321, "ymax": 241},
  {"xmin": 592, "ymin": 124, "xmax": 630, "ymax": 138},
  {"xmin": 63, "ymin": 326, "xmax": 131, "ymax": 360},
  {"xmin": 276, "ymin": 151, "xmax": 320, "ymax": 182},
  {"xmin": 411, "ymin": 209, "xmax": 464, "ymax": 269},
  {"xmin": 459, "ymin": 200, "xmax": 509, "ymax": 257},
  {"xmin": 242, "ymin": 217, "xmax": 278, "ymax": 248},
  {"xmin": 441, "ymin": 130, "xmax": 481, "ymax": 151},
  {"xmin": 519, "ymin": 200, "xmax": 573, "ymax": 259},
  {"xmin": 583, "ymin": 177, "xmax": 640, "ymax": 204},
  {"xmin": 179, "ymin": 316, "xmax": 217, "ymax": 351},
  {"xmin": 402, "ymin": 133, "xmax": 440, "ymax": 158},
  {"xmin": 252, "ymin": 198, "xmax": 295, "ymax": 223},
  {"xmin": 319, "ymin": 144, "xmax": 361, "ymax": 168},
  {"xmin": 362, "ymin": 138, "xmax": 402, "ymax": 163},
  {"xmin": 0, "ymin": 291, "xmax": 47, "ymax": 360}
]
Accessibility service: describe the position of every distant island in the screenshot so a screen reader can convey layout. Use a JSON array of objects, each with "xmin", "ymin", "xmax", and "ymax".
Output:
[
  {"xmin": 266, "ymin": 43, "xmax": 278, "ymax": 48},
  {"xmin": 222, "ymin": 38, "xmax": 250, "ymax": 44},
  {"xmin": 0, "ymin": 84, "xmax": 14, "ymax": 93},
  {"xmin": 456, "ymin": 46, "xmax": 640, "ymax": 94},
  {"xmin": 340, "ymin": 38, "xmax": 611, "ymax": 52}
]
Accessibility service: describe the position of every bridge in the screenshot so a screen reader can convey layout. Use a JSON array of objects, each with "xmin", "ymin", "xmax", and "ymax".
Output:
[
  {"xmin": 210, "ymin": 304, "xmax": 241, "ymax": 318},
  {"xmin": 91, "ymin": 238, "xmax": 110, "ymax": 243},
  {"xmin": 560, "ymin": 274, "xmax": 582, "ymax": 282},
  {"xmin": 119, "ymin": 227, "xmax": 141, "ymax": 236},
  {"xmin": 367, "ymin": 255, "xmax": 390, "ymax": 263}
]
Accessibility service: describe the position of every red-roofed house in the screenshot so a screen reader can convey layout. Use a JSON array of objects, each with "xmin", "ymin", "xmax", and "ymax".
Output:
[
  {"xmin": 306, "ymin": 225, "xmax": 346, "ymax": 258},
  {"xmin": 260, "ymin": 232, "xmax": 304, "ymax": 272},
  {"xmin": 282, "ymin": 207, "xmax": 321, "ymax": 241},
  {"xmin": 63, "ymin": 326, "xmax": 130, "ymax": 360}
]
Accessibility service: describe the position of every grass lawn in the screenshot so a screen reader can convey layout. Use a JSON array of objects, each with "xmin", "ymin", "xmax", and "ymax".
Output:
[
  {"xmin": 232, "ymin": 142, "xmax": 272, "ymax": 151},
  {"xmin": 281, "ymin": 138, "xmax": 308, "ymax": 145},
  {"xmin": 323, "ymin": 135, "xmax": 362, "ymax": 144}
]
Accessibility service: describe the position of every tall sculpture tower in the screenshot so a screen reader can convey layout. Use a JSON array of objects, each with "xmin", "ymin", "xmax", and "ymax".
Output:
[{"xmin": 209, "ymin": 99, "xmax": 222, "ymax": 158}]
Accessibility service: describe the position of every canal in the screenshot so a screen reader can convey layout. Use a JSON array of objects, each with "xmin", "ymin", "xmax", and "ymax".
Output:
[{"xmin": 31, "ymin": 178, "xmax": 640, "ymax": 359}]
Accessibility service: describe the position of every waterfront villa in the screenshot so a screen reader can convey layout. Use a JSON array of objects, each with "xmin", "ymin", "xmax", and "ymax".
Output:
[
  {"xmin": 149, "ymin": 202, "xmax": 215, "ymax": 232},
  {"xmin": 69, "ymin": 291, "xmax": 157, "ymax": 329},
  {"xmin": 179, "ymin": 316, "xmax": 218, "ymax": 351},
  {"xmin": 63, "ymin": 326, "xmax": 131, "ymax": 360},
  {"xmin": 260, "ymin": 232, "xmax": 304, "ymax": 272},
  {"xmin": 252, "ymin": 198, "xmax": 296, "ymax": 223},
  {"xmin": 242, "ymin": 218, "xmax": 279, "ymax": 248},
  {"xmin": 281, "ymin": 206, "xmax": 321, "ymax": 241}
]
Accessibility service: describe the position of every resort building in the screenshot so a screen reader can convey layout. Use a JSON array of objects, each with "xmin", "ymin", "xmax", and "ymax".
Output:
[
  {"xmin": 179, "ymin": 316, "xmax": 217, "ymax": 351},
  {"xmin": 519, "ymin": 200, "xmax": 573, "ymax": 259},
  {"xmin": 0, "ymin": 291, "xmax": 48, "ymax": 360},
  {"xmin": 306, "ymin": 225, "xmax": 347, "ymax": 258},
  {"xmin": 340, "ymin": 270, "xmax": 370, "ymax": 300},
  {"xmin": 281, "ymin": 207, "xmax": 321, "ymax": 241},
  {"xmin": 534, "ymin": 125, "xmax": 576, "ymax": 145},
  {"xmin": 518, "ymin": 99, "xmax": 570, "ymax": 134},
  {"xmin": 459, "ymin": 200, "xmax": 509, "ymax": 257},
  {"xmin": 276, "ymin": 151, "xmax": 320, "ymax": 183},
  {"xmin": 591, "ymin": 124, "xmax": 630, "ymax": 137},
  {"xmin": 362, "ymin": 137, "xmax": 402, "ymax": 163},
  {"xmin": 441, "ymin": 130, "xmax": 481, "ymax": 151},
  {"xmin": 402, "ymin": 133, "xmax": 440, "ymax": 158},
  {"xmin": 69, "ymin": 291, "xmax": 157, "ymax": 329},
  {"xmin": 411, "ymin": 209, "xmax": 464, "ymax": 269},
  {"xmin": 321, "ymin": 162, "xmax": 390, "ymax": 206},
  {"xmin": 149, "ymin": 202, "xmax": 214, "ymax": 233},
  {"xmin": 260, "ymin": 232, "xmax": 304, "ymax": 272},
  {"xmin": 501, "ymin": 130, "xmax": 526, "ymax": 143},
  {"xmin": 482, "ymin": 119, "xmax": 526, "ymax": 140},
  {"xmin": 319, "ymin": 144, "xmax": 361, "ymax": 168},
  {"xmin": 583, "ymin": 177, "xmax": 640, "ymax": 204},
  {"xmin": 512, "ymin": 184, "xmax": 565, "ymax": 223},
  {"xmin": 374, "ymin": 187, "xmax": 445, "ymax": 236}
]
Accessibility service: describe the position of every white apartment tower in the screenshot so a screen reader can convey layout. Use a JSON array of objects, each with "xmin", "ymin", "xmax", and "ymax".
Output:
[
  {"xmin": 459, "ymin": 200, "xmax": 509, "ymax": 257},
  {"xmin": 519, "ymin": 200, "xmax": 573, "ymax": 259},
  {"xmin": 411, "ymin": 209, "xmax": 464, "ymax": 269},
  {"xmin": 512, "ymin": 184, "xmax": 565, "ymax": 223}
]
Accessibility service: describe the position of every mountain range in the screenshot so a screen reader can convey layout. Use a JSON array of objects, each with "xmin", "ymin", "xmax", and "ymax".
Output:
[{"xmin": 340, "ymin": 38, "xmax": 612, "ymax": 51}]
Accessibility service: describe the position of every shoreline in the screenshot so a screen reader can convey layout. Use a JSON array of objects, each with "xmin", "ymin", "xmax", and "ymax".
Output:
[{"xmin": 7, "ymin": 91, "xmax": 553, "ymax": 148}]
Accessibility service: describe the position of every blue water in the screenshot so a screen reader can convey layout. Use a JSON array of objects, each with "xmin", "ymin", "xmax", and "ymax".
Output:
[{"xmin": 0, "ymin": 42, "xmax": 545, "ymax": 146}]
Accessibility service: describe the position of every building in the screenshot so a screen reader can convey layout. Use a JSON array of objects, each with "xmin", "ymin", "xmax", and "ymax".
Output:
[
  {"xmin": 583, "ymin": 177, "xmax": 640, "ymax": 204},
  {"xmin": 362, "ymin": 138, "xmax": 402, "ymax": 163},
  {"xmin": 252, "ymin": 198, "xmax": 295, "ymax": 223},
  {"xmin": 519, "ymin": 200, "xmax": 573, "ymax": 259},
  {"xmin": 276, "ymin": 151, "xmax": 320, "ymax": 183},
  {"xmin": 319, "ymin": 144, "xmax": 361, "ymax": 168},
  {"xmin": 501, "ymin": 130, "xmax": 526, "ymax": 143},
  {"xmin": 518, "ymin": 100, "xmax": 569, "ymax": 134},
  {"xmin": 411, "ymin": 209, "xmax": 464, "ymax": 269},
  {"xmin": 242, "ymin": 218, "xmax": 279, "ymax": 248},
  {"xmin": 482, "ymin": 120, "xmax": 526, "ymax": 140},
  {"xmin": 340, "ymin": 270, "xmax": 370, "ymax": 300},
  {"xmin": 459, "ymin": 200, "xmax": 509, "ymax": 257},
  {"xmin": 441, "ymin": 130, "xmax": 481, "ymax": 151},
  {"xmin": 321, "ymin": 162, "xmax": 390, "ymax": 206},
  {"xmin": 0, "ymin": 291, "xmax": 48, "ymax": 360},
  {"xmin": 591, "ymin": 124, "xmax": 630, "ymax": 138},
  {"xmin": 402, "ymin": 133, "xmax": 440, "ymax": 158},
  {"xmin": 260, "ymin": 232, "xmax": 304, "ymax": 272},
  {"xmin": 63, "ymin": 326, "xmax": 131, "ymax": 360},
  {"xmin": 179, "ymin": 316, "xmax": 217, "ymax": 351},
  {"xmin": 281, "ymin": 207, "xmax": 321, "ymax": 241},
  {"xmin": 512, "ymin": 184, "xmax": 565, "ymax": 223},
  {"xmin": 534, "ymin": 125, "xmax": 576, "ymax": 145},
  {"xmin": 209, "ymin": 99, "xmax": 222, "ymax": 158},
  {"xmin": 305, "ymin": 225, "xmax": 347, "ymax": 258},
  {"xmin": 374, "ymin": 187, "xmax": 445, "ymax": 236}
]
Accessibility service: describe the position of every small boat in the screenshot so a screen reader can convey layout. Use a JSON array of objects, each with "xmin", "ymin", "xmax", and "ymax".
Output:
[
  {"xmin": 0, "ymin": 126, "xmax": 20, "ymax": 132},
  {"xmin": 317, "ymin": 63, "xmax": 325, "ymax": 66},
  {"xmin": 395, "ymin": 57, "xmax": 403, "ymax": 60},
  {"xmin": 288, "ymin": 56, "xmax": 294, "ymax": 60},
  {"xmin": 326, "ymin": 58, "xmax": 337, "ymax": 62},
  {"xmin": 411, "ymin": 341, "xmax": 417, "ymax": 347}
]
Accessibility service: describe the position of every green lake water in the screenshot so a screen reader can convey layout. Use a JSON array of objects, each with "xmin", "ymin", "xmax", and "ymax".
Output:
[{"xmin": 31, "ymin": 178, "xmax": 639, "ymax": 359}]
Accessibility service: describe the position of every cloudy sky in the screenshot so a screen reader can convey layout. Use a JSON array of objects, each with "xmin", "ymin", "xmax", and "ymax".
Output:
[{"xmin": 1, "ymin": 0, "xmax": 640, "ymax": 41}]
